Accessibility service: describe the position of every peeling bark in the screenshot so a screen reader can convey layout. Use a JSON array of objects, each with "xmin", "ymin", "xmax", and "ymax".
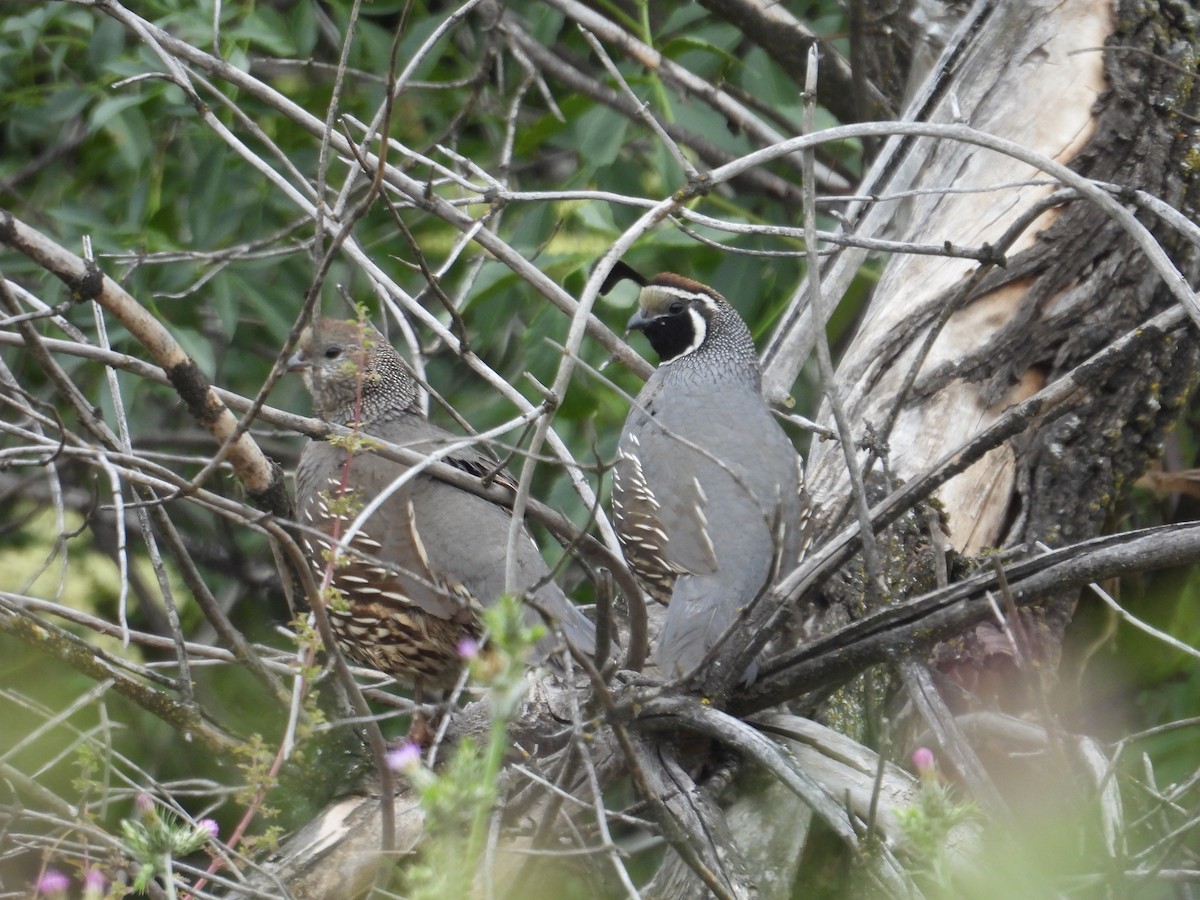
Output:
[{"xmin": 805, "ymin": 0, "xmax": 1200, "ymax": 680}]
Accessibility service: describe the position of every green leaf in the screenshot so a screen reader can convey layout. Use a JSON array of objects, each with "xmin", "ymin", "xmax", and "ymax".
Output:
[
  {"xmin": 572, "ymin": 107, "xmax": 629, "ymax": 172},
  {"xmin": 89, "ymin": 93, "xmax": 149, "ymax": 130},
  {"xmin": 87, "ymin": 15, "xmax": 126, "ymax": 67}
]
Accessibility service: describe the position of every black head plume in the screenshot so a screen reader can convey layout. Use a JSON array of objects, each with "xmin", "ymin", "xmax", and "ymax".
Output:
[{"xmin": 597, "ymin": 260, "xmax": 648, "ymax": 296}]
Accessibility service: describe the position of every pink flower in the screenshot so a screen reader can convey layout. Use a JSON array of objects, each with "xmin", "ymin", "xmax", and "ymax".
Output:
[
  {"xmin": 83, "ymin": 868, "xmax": 106, "ymax": 899},
  {"xmin": 386, "ymin": 742, "xmax": 422, "ymax": 773},
  {"xmin": 912, "ymin": 747, "xmax": 936, "ymax": 776},
  {"xmin": 456, "ymin": 636, "xmax": 480, "ymax": 660},
  {"xmin": 134, "ymin": 792, "xmax": 155, "ymax": 815},
  {"xmin": 197, "ymin": 817, "xmax": 220, "ymax": 840},
  {"xmin": 36, "ymin": 869, "xmax": 70, "ymax": 895}
]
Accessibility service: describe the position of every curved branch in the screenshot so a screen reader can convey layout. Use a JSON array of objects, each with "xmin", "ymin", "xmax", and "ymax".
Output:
[
  {"xmin": 637, "ymin": 694, "xmax": 859, "ymax": 846},
  {"xmin": 742, "ymin": 522, "xmax": 1200, "ymax": 712}
]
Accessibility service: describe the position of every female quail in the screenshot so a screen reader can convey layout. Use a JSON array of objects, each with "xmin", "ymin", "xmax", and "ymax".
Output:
[{"xmin": 290, "ymin": 317, "xmax": 595, "ymax": 689}]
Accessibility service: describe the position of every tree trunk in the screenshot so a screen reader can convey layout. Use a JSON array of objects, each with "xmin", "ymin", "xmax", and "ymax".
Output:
[{"xmin": 793, "ymin": 0, "xmax": 1199, "ymax": 694}]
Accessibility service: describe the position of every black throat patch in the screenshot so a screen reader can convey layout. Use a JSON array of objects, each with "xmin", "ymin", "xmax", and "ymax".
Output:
[{"xmin": 642, "ymin": 305, "xmax": 707, "ymax": 363}]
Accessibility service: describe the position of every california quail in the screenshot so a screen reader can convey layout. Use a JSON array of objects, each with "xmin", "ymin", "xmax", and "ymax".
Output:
[
  {"xmin": 290, "ymin": 317, "xmax": 595, "ymax": 690},
  {"xmin": 611, "ymin": 273, "xmax": 804, "ymax": 682}
]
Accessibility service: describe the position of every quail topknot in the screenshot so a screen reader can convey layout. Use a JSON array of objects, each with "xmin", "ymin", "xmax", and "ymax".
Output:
[
  {"xmin": 611, "ymin": 273, "xmax": 805, "ymax": 682},
  {"xmin": 290, "ymin": 317, "xmax": 596, "ymax": 690}
]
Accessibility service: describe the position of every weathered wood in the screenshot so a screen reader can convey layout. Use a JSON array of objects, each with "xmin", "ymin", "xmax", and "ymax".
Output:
[
  {"xmin": 801, "ymin": 0, "xmax": 1200, "ymax": 677},
  {"xmin": 806, "ymin": 0, "xmax": 1113, "ymax": 552}
]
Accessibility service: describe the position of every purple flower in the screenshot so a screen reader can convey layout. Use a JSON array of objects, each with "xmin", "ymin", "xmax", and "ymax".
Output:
[
  {"xmin": 36, "ymin": 869, "xmax": 70, "ymax": 895},
  {"xmin": 197, "ymin": 817, "xmax": 220, "ymax": 840},
  {"xmin": 456, "ymin": 636, "xmax": 480, "ymax": 660},
  {"xmin": 386, "ymin": 742, "xmax": 422, "ymax": 773},
  {"xmin": 134, "ymin": 791, "xmax": 155, "ymax": 816},
  {"xmin": 83, "ymin": 868, "xmax": 106, "ymax": 899},
  {"xmin": 912, "ymin": 747, "xmax": 936, "ymax": 776}
]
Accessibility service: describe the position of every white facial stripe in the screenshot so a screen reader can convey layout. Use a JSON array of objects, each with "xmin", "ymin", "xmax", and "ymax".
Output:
[
  {"xmin": 681, "ymin": 307, "xmax": 708, "ymax": 356},
  {"xmin": 645, "ymin": 283, "xmax": 722, "ymax": 304}
]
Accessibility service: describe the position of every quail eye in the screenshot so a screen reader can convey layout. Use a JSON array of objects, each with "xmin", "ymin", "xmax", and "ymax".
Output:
[
  {"xmin": 667, "ymin": 300, "xmax": 686, "ymax": 315},
  {"xmin": 323, "ymin": 345, "xmax": 342, "ymax": 360}
]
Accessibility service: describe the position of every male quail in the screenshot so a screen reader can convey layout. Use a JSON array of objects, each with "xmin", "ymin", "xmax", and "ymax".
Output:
[
  {"xmin": 611, "ymin": 273, "xmax": 804, "ymax": 682},
  {"xmin": 290, "ymin": 317, "xmax": 595, "ymax": 690}
]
